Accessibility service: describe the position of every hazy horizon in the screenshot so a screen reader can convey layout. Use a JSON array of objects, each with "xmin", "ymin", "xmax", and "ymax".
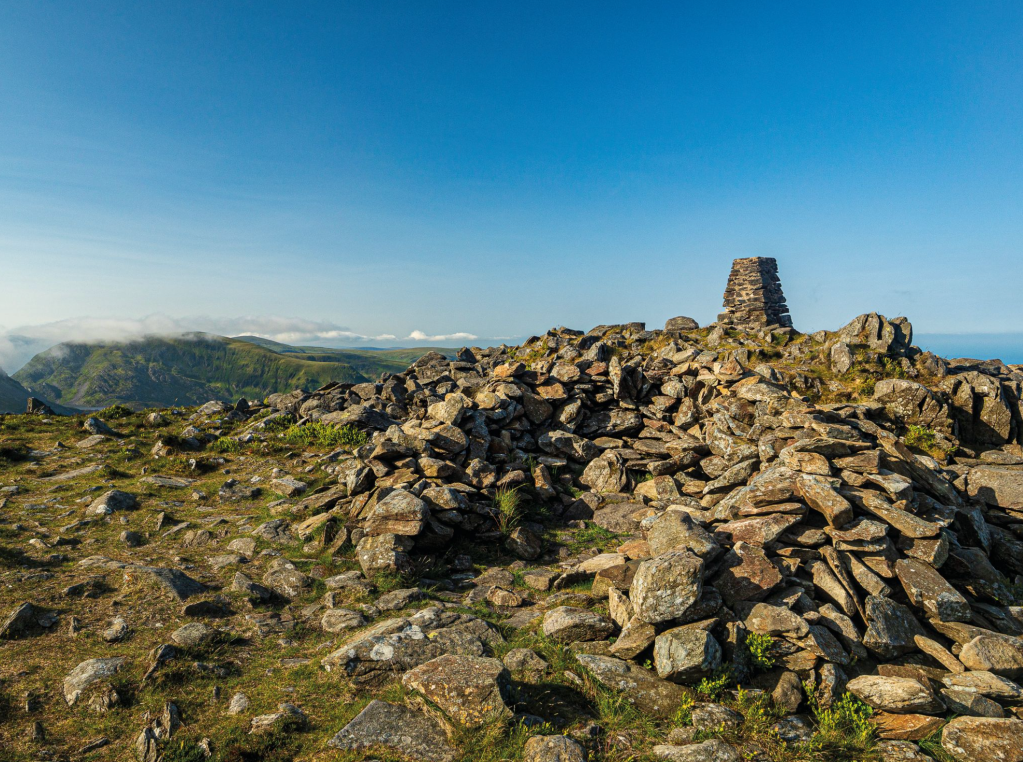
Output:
[{"xmin": 1, "ymin": 315, "xmax": 1020, "ymax": 374}]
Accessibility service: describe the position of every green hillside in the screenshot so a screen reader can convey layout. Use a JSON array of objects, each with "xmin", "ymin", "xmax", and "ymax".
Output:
[
  {"xmin": 232, "ymin": 336, "xmax": 457, "ymax": 376},
  {"xmin": 12, "ymin": 334, "xmax": 372, "ymax": 410},
  {"xmin": 0, "ymin": 370, "xmax": 35, "ymax": 414}
]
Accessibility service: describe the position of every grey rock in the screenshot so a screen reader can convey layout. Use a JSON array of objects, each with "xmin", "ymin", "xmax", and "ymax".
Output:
[
  {"xmin": 326, "ymin": 700, "xmax": 455, "ymax": 762},
  {"xmin": 960, "ymin": 635, "xmax": 1023, "ymax": 679},
  {"xmin": 0, "ymin": 602, "xmax": 37, "ymax": 639},
  {"xmin": 170, "ymin": 622, "xmax": 217, "ymax": 648},
  {"xmin": 322, "ymin": 608, "xmax": 504, "ymax": 687},
  {"xmin": 227, "ymin": 692, "xmax": 250, "ymax": 715},
  {"xmin": 542, "ymin": 607, "xmax": 615, "ymax": 643},
  {"xmin": 646, "ymin": 510, "xmax": 720, "ymax": 559},
  {"xmin": 941, "ymin": 716, "xmax": 1023, "ymax": 762},
  {"xmin": 402, "ymin": 653, "xmax": 511, "ymax": 727},
  {"xmin": 87, "ymin": 490, "xmax": 138, "ymax": 515},
  {"xmin": 575, "ymin": 653, "xmax": 688, "ymax": 718},
  {"xmin": 249, "ymin": 703, "xmax": 307, "ymax": 734},
  {"xmin": 321, "ymin": 609, "xmax": 367, "ymax": 633},
  {"xmin": 894, "ymin": 558, "xmax": 971, "ymax": 622},
  {"xmin": 523, "ymin": 735, "xmax": 587, "ymax": 762},
  {"xmin": 262, "ymin": 559, "xmax": 310, "ymax": 599},
  {"xmin": 665, "ymin": 316, "xmax": 700, "ymax": 332},
  {"xmin": 652, "ymin": 740, "xmax": 741, "ymax": 762},
  {"xmin": 654, "ymin": 628, "xmax": 723, "ymax": 683},
  {"xmin": 63, "ymin": 657, "xmax": 127, "ymax": 705},
  {"xmin": 846, "ymin": 675, "xmax": 945, "ymax": 715},
  {"xmin": 130, "ymin": 566, "xmax": 206, "ymax": 601},
  {"xmin": 863, "ymin": 596, "xmax": 927, "ymax": 660},
  {"xmin": 630, "ymin": 550, "xmax": 704, "ymax": 625}
]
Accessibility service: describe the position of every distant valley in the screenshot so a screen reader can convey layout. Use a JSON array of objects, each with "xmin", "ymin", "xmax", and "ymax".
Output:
[{"xmin": 3, "ymin": 334, "xmax": 452, "ymax": 412}]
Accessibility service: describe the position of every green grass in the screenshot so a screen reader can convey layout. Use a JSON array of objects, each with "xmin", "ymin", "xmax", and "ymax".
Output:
[
  {"xmin": 98, "ymin": 403, "xmax": 135, "ymax": 419},
  {"xmin": 281, "ymin": 422, "xmax": 367, "ymax": 450},
  {"xmin": 745, "ymin": 632, "xmax": 776, "ymax": 670},
  {"xmin": 695, "ymin": 666, "xmax": 735, "ymax": 701},
  {"xmin": 804, "ymin": 691, "xmax": 877, "ymax": 761},
  {"xmin": 904, "ymin": 424, "xmax": 955, "ymax": 460},
  {"xmin": 561, "ymin": 522, "xmax": 622, "ymax": 553},
  {"xmin": 492, "ymin": 486, "xmax": 523, "ymax": 534},
  {"xmin": 209, "ymin": 437, "xmax": 243, "ymax": 453}
]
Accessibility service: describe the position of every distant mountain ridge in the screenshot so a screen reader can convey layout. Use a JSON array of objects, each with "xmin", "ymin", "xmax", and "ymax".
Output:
[
  {"xmin": 0, "ymin": 369, "xmax": 37, "ymax": 414},
  {"xmin": 10, "ymin": 333, "xmax": 453, "ymax": 411}
]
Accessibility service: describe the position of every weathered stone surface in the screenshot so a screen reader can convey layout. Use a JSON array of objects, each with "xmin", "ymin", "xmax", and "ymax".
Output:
[
  {"xmin": 872, "ymin": 712, "xmax": 945, "ymax": 741},
  {"xmin": 714, "ymin": 513, "xmax": 802, "ymax": 546},
  {"xmin": 262, "ymin": 559, "xmax": 310, "ymax": 599},
  {"xmin": 522, "ymin": 735, "xmax": 587, "ymax": 762},
  {"xmin": 542, "ymin": 607, "xmax": 615, "ymax": 643},
  {"xmin": 576, "ymin": 654, "xmax": 688, "ymax": 718},
  {"xmin": 654, "ymin": 628, "xmax": 722, "ymax": 683},
  {"xmin": 874, "ymin": 740, "xmax": 937, "ymax": 761},
  {"xmin": 711, "ymin": 542, "xmax": 782, "ymax": 607},
  {"xmin": 894, "ymin": 558, "xmax": 971, "ymax": 622},
  {"xmin": 969, "ymin": 466, "xmax": 1023, "ymax": 509},
  {"xmin": 846, "ymin": 675, "xmax": 945, "ymax": 715},
  {"xmin": 365, "ymin": 489, "xmax": 429, "ymax": 536},
  {"xmin": 322, "ymin": 608, "xmax": 503, "ymax": 687},
  {"xmin": 0, "ymin": 602, "xmax": 37, "ymax": 639},
  {"xmin": 580, "ymin": 452, "xmax": 628, "ymax": 493},
  {"xmin": 87, "ymin": 490, "xmax": 138, "ymax": 515},
  {"xmin": 170, "ymin": 622, "xmax": 216, "ymax": 648},
  {"xmin": 249, "ymin": 702, "xmax": 307, "ymax": 734},
  {"xmin": 130, "ymin": 567, "xmax": 206, "ymax": 601},
  {"xmin": 63, "ymin": 658, "xmax": 127, "ymax": 705},
  {"xmin": 646, "ymin": 510, "xmax": 720, "ymax": 559},
  {"xmin": 326, "ymin": 700, "xmax": 456, "ymax": 762},
  {"xmin": 321, "ymin": 609, "xmax": 367, "ymax": 633},
  {"xmin": 652, "ymin": 739, "xmax": 742, "ymax": 762},
  {"xmin": 745, "ymin": 603, "xmax": 809, "ymax": 638},
  {"xmin": 863, "ymin": 596, "xmax": 927, "ymax": 660},
  {"xmin": 665, "ymin": 316, "xmax": 700, "ymax": 332},
  {"xmin": 356, "ymin": 533, "xmax": 413, "ymax": 575},
  {"xmin": 797, "ymin": 474, "xmax": 853, "ymax": 527},
  {"xmin": 940, "ymin": 688, "xmax": 1005, "ymax": 718},
  {"xmin": 609, "ymin": 617, "xmax": 657, "ymax": 659},
  {"xmin": 941, "ymin": 716, "xmax": 1023, "ymax": 762},
  {"xmin": 874, "ymin": 379, "xmax": 951, "ymax": 433},
  {"xmin": 630, "ymin": 550, "xmax": 703, "ymax": 624},
  {"xmin": 717, "ymin": 257, "xmax": 792, "ymax": 328},
  {"xmin": 942, "ymin": 671, "xmax": 1023, "ymax": 701},
  {"xmin": 960, "ymin": 635, "xmax": 1023, "ymax": 679},
  {"xmin": 402, "ymin": 654, "xmax": 510, "ymax": 727}
]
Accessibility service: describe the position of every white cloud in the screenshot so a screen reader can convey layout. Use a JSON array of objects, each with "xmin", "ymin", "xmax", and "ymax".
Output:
[
  {"xmin": 0, "ymin": 314, "xmax": 481, "ymax": 372},
  {"xmin": 405, "ymin": 330, "xmax": 478, "ymax": 342}
]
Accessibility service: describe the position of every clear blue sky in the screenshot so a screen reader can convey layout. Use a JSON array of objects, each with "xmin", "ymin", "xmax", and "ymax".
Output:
[{"xmin": 1, "ymin": 1, "xmax": 1021, "ymax": 365}]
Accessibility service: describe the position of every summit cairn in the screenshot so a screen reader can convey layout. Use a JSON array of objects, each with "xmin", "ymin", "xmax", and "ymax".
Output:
[{"xmin": 717, "ymin": 256, "xmax": 792, "ymax": 329}]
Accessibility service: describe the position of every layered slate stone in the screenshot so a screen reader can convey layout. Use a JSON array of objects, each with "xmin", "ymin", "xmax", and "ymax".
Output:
[{"xmin": 717, "ymin": 256, "xmax": 793, "ymax": 328}]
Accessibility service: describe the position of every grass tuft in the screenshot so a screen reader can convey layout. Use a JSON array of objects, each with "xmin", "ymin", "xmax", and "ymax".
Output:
[
  {"xmin": 492, "ymin": 487, "xmax": 523, "ymax": 534},
  {"xmin": 280, "ymin": 422, "xmax": 367, "ymax": 450}
]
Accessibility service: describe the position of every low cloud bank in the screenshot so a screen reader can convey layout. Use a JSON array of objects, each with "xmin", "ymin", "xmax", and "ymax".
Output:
[{"xmin": 0, "ymin": 315, "xmax": 485, "ymax": 372}]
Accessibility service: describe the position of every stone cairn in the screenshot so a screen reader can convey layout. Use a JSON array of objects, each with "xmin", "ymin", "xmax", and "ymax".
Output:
[{"xmin": 717, "ymin": 256, "xmax": 793, "ymax": 329}]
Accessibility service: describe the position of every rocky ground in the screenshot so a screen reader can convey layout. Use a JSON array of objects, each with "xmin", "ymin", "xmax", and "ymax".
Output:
[{"xmin": 2, "ymin": 314, "xmax": 1023, "ymax": 762}]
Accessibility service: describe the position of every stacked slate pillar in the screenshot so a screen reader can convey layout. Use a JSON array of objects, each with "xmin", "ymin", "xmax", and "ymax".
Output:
[{"xmin": 717, "ymin": 256, "xmax": 793, "ymax": 329}]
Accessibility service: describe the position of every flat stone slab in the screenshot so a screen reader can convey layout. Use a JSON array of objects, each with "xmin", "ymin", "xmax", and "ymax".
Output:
[{"xmin": 326, "ymin": 700, "xmax": 455, "ymax": 762}]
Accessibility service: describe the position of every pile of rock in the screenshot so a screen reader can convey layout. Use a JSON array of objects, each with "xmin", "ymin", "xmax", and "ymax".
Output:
[
  {"xmin": 717, "ymin": 256, "xmax": 793, "ymax": 329},
  {"xmin": 239, "ymin": 312, "xmax": 1023, "ymax": 760}
]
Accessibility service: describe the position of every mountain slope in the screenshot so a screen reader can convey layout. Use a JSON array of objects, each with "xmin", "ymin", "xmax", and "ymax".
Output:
[
  {"xmin": 0, "ymin": 369, "xmax": 35, "ymax": 414},
  {"xmin": 232, "ymin": 336, "xmax": 457, "ymax": 376},
  {"xmin": 12, "ymin": 334, "xmax": 372, "ymax": 410}
]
